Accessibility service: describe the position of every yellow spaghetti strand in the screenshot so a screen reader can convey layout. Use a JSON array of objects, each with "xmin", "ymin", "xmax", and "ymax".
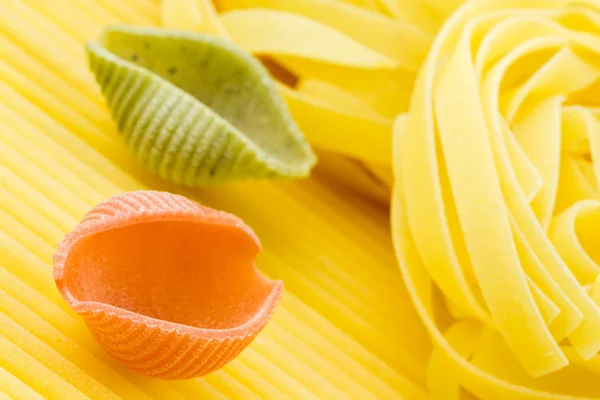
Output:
[
  {"xmin": 0, "ymin": 335, "xmax": 88, "ymax": 400},
  {"xmin": 0, "ymin": 366, "xmax": 45, "ymax": 400}
]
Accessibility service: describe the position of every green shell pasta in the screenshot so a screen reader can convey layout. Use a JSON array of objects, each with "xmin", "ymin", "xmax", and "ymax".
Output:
[{"xmin": 86, "ymin": 25, "xmax": 316, "ymax": 185}]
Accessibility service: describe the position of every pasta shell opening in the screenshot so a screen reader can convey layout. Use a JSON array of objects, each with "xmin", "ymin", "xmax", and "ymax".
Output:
[{"xmin": 54, "ymin": 191, "xmax": 283, "ymax": 378}]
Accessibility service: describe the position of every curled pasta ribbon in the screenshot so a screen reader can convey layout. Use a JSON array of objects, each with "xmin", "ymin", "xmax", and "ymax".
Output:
[
  {"xmin": 53, "ymin": 190, "xmax": 283, "ymax": 379},
  {"xmin": 87, "ymin": 25, "xmax": 316, "ymax": 185},
  {"xmin": 393, "ymin": 0, "xmax": 600, "ymax": 398}
]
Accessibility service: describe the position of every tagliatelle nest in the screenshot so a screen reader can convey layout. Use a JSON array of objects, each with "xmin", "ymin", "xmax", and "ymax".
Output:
[{"xmin": 394, "ymin": 0, "xmax": 600, "ymax": 398}]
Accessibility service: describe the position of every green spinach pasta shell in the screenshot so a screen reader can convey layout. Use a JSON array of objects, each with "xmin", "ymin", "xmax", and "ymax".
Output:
[{"xmin": 86, "ymin": 25, "xmax": 316, "ymax": 185}]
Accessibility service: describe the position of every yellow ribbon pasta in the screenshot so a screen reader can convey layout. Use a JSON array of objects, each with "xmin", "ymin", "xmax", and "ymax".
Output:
[
  {"xmin": 393, "ymin": 0, "xmax": 600, "ymax": 398},
  {"xmin": 219, "ymin": 9, "xmax": 398, "ymax": 69},
  {"xmin": 217, "ymin": 0, "xmax": 432, "ymax": 68}
]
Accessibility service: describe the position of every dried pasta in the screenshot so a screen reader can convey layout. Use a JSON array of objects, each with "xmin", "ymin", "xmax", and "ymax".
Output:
[
  {"xmin": 54, "ymin": 190, "xmax": 283, "ymax": 379},
  {"xmin": 393, "ymin": 1, "xmax": 600, "ymax": 398},
  {"xmin": 87, "ymin": 25, "xmax": 315, "ymax": 185}
]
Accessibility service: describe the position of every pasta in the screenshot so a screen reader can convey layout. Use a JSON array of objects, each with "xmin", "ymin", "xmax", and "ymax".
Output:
[
  {"xmin": 174, "ymin": 0, "xmax": 427, "ymax": 193},
  {"xmin": 162, "ymin": 0, "xmax": 204, "ymax": 31},
  {"xmin": 393, "ymin": 0, "xmax": 600, "ymax": 398},
  {"xmin": 13, "ymin": 0, "xmax": 600, "ymax": 398},
  {"xmin": 54, "ymin": 190, "xmax": 283, "ymax": 379},
  {"xmin": 87, "ymin": 26, "xmax": 316, "ymax": 185}
]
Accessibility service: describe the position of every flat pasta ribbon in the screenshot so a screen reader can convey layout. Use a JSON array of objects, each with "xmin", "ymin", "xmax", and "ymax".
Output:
[
  {"xmin": 219, "ymin": 9, "xmax": 398, "ymax": 69},
  {"xmin": 217, "ymin": 0, "xmax": 432, "ymax": 69},
  {"xmin": 53, "ymin": 190, "xmax": 283, "ymax": 379},
  {"xmin": 393, "ymin": 0, "xmax": 600, "ymax": 398},
  {"xmin": 87, "ymin": 25, "xmax": 316, "ymax": 185}
]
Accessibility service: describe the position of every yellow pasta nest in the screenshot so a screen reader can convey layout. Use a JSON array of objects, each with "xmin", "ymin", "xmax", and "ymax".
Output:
[{"xmin": 393, "ymin": 0, "xmax": 600, "ymax": 398}]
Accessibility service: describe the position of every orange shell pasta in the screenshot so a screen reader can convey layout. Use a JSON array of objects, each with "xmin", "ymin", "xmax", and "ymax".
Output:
[{"xmin": 53, "ymin": 190, "xmax": 283, "ymax": 379}]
